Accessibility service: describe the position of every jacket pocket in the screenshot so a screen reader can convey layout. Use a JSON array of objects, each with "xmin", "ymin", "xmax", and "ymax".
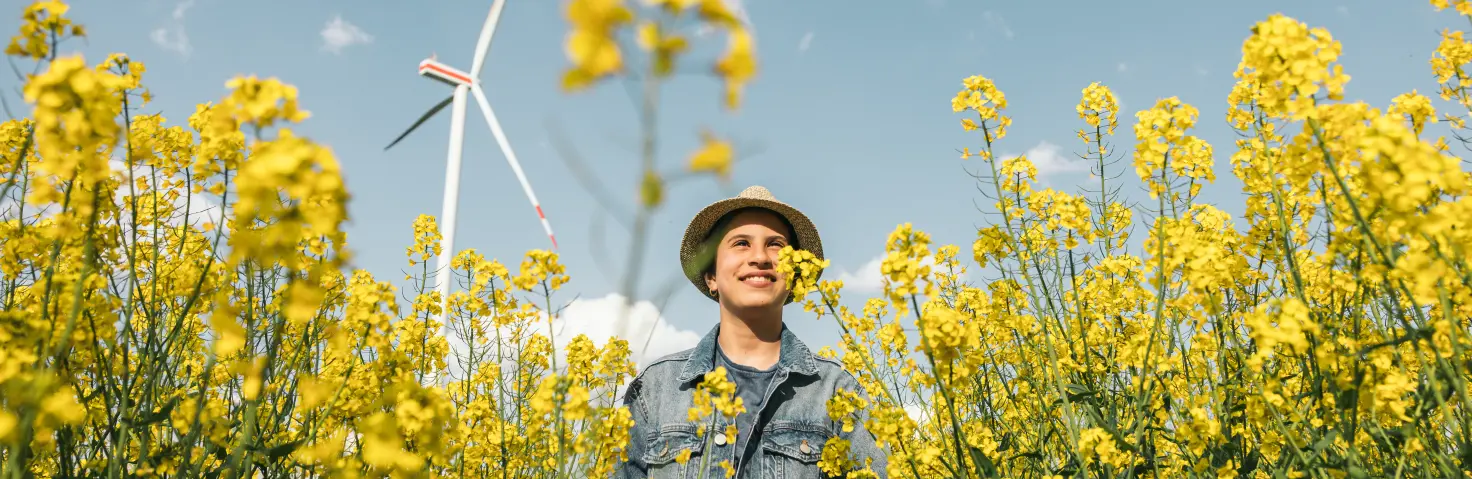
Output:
[
  {"xmin": 759, "ymin": 420, "xmax": 832, "ymax": 478},
  {"xmin": 642, "ymin": 423, "xmax": 705, "ymax": 478}
]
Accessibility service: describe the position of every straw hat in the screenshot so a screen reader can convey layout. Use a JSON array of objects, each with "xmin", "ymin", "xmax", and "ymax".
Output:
[{"xmin": 679, "ymin": 185, "xmax": 824, "ymax": 304}]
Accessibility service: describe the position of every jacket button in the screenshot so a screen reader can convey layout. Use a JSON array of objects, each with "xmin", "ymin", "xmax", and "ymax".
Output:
[
  {"xmin": 714, "ymin": 433, "xmax": 728, "ymax": 446},
  {"xmin": 799, "ymin": 440, "xmax": 811, "ymax": 454}
]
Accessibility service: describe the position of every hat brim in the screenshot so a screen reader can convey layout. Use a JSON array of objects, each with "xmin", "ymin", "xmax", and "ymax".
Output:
[{"xmin": 679, "ymin": 197, "xmax": 823, "ymax": 304}]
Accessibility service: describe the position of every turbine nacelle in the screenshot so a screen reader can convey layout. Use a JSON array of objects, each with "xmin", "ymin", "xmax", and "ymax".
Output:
[{"xmin": 418, "ymin": 58, "xmax": 475, "ymax": 88}]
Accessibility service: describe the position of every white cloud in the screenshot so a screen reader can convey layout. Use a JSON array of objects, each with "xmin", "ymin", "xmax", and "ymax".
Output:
[
  {"xmin": 1004, "ymin": 141, "xmax": 1090, "ymax": 177},
  {"xmin": 429, "ymin": 293, "xmax": 701, "ymax": 407},
  {"xmin": 169, "ymin": 2, "xmax": 192, "ymax": 21},
  {"xmin": 441, "ymin": 293, "xmax": 699, "ymax": 372},
  {"xmin": 834, "ymin": 256, "xmax": 886, "ymax": 293},
  {"xmin": 546, "ymin": 293, "xmax": 703, "ymax": 369},
  {"xmin": 1336, "ymin": 5, "xmax": 1349, "ymax": 15},
  {"xmin": 149, "ymin": 0, "xmax": 193, "ymax": 57},
  {"xmin": 906, "ymin": 403, "xmax": 929, "ymax": 425},
  {"xmin": 434, "ymin": 293, "xmax": 702, "ymax": 398},
  {"xmin": 797, "ymin": 32, "xmax": 815, "ymax": 53},
  {"xmin": 320, "ymin": 14, "xmax": 373, "ymax": 55},
  {"xmin": 833, "ymin": 253, "xmax": 967, "ymax": 294},
  {"xmin": 1195, "ymin": 66, "xmax": 1209, "ymax": 78},
  {"xmin": 1116, "ymin": 62, "xmax": 1128, "ymax": 72},
  {"xmin": 982, "ymin": 11, "xmax": 1014, "ymax": 40}
]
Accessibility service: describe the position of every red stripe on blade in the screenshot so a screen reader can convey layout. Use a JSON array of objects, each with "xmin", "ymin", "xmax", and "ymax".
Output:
[{"xmin": 423, "ymin": 63, "xmax": 472, "ymax": 85}]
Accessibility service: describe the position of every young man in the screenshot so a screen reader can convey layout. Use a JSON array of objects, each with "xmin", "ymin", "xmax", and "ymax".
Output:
[{"xmin": 616, "ymin": 186, "xmax": 888, "ymax": 479}]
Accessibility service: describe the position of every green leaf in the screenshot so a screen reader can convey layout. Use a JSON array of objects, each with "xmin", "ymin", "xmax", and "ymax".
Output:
[
  {"xmin": 264, "ymin": 439, "xmax": 304, "ymax": 460},
  {"xmin": 969, "ymin": 446, "xmax": 999, "ymax": 478}
]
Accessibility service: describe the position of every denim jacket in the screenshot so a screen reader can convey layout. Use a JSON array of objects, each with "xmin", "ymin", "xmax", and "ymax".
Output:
[{"xmin": 615, "ymin": 324, "xmax": 888, "ymax": 479}]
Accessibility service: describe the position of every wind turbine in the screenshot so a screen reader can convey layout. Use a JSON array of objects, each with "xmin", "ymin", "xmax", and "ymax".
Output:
[{"xmin": 384, "ymin": 0, "xmax": 557, "ymax": 384}]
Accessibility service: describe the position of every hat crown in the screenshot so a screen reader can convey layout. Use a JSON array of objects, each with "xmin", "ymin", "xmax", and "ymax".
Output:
[{"xmin": 738, "ymin": 185, "xmax": 775, "ymax": 201}]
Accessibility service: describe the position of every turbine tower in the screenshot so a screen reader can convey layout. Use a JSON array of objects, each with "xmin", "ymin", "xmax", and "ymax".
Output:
[{"xmin": 384, "ymin": 0, "xmax": 557, "ymax": 385}]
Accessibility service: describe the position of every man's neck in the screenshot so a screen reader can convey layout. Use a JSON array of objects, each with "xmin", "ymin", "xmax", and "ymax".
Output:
[{"xmin": 716, "ymin": 306, "xmax": 783, "ymax": 370}]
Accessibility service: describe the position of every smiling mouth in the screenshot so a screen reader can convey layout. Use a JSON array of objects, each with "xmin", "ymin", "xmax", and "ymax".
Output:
[{"xmin": 739, "ymin": 273, "xmax": 777, "ymax": 286}]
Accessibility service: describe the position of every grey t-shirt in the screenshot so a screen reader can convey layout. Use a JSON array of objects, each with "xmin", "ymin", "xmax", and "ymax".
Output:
[{"xmin": 715, "ymin": 344, "xmax": 779, "ymax": 476}]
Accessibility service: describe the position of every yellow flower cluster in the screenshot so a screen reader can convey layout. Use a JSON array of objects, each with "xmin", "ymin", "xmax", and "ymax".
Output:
[
  {"xmin": 1076, "ymin": 81, "xmax": 1119, "ymax": 138},
  {"xmin": 4, "ymin": 0, "xmax": 81, "ymax": 60},
  {"xmin": 1389, "ymin": 90, "xmax": 1438, "ymax": 135},
  {"xmin": 22, "ymin": 56, "xmax": 127, "ymax": 214},
  {"xmin": 560, "ymin": 0, "xmax": 633, "ymax": 90},
  {"xmin": 1235, "ymin": 14, "xmax": 1350, "ymax": 119},
  {"xmin": 680, "ymin": 366, "xmax": 745, "ymax": 475},
  {"xmin": 407, "ymin": 214, "xmax": 443, "ymax": 267},
  {"xmin": 687, "ymin": 130, "xmax": 734, "ymax": 181},
  {"xmin": 512, "ymin": 249, "xmax": 570, "ymax": 292},
  {"xmin": 879, "ymin": 223, "xmax": 934, "ymax": 318},
  {"xmin": 1076, "ymin": 428, "xmax": 1137, "ymax": 470},
  {"xmin": 1432, "ymin": 0, "xmax": 1472, "ymax": 14},
  {"xmin": 776, "ymin": 245, "xmax": 828, "ymax": 301},
  {"xmin": 1357, "ymin": 115, "xmax": 1468, "ymax": 220},
  {"xmin": 1026, "ymin": 189, "xmax": 1095, "ymax": 250},
  {"xmin": 0, "ymin": 1, "xmax": 671, "ymax": 476},
  {"xmin": 954, "ymin": 74, "xmax": 1011, "ymax": 158},
  {"xmin": 861, "ymin": 6, "xmax": 1472, "ymax": 479},
  {"xmin": 6, "ymin": 1, "xmax": 1472, "ymax": 478},
  {"xmin": 562, "ymin": 0, "xmax": 754, "ymax": 108},
  {"xmin": 1132, "ymin": 97, "xmax": 1212, "ymax": 201},
  {"xmin": 916, "ymin": 304, "xmax": 979, "ymax": 369},
  {"xmin": 1432, "ymin": 29, "xmax": 1472, "ymax": 109},
  {"xmin": 688, "ymin": 366, "xmax": 744, "ymax": 422}
]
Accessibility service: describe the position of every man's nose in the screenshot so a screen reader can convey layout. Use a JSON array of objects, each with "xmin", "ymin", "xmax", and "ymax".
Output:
[{"xmin": 749, "ymin": 246, "xmax": 773, "ymax": 266}]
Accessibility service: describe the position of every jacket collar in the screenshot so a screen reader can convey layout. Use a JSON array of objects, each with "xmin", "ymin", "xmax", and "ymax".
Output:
[{"xmin": 676, "ymin": 322, "xmax": 820, "ymax": 384}]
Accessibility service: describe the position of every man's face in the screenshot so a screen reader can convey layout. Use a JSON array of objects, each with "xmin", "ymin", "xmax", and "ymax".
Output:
[{"xmin": 704, "ymin": 209, "xmax": 793, "ymax": 312}]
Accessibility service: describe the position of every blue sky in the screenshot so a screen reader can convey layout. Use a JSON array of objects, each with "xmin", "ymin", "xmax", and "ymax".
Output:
[{"xmin": 4, "ymin": 0, "xmax": 1466, "ymax": 366}]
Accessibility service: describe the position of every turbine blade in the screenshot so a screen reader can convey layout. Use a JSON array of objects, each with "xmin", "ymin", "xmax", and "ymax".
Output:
[
  {"xmin": 469, "ymin": 85, "xmax": 558, "ymax": 250},
  {"xmin": 469, "ymin": 0, "xmax": 509, "ymax": 79},
  {"xmin": 384, "ymin": 95, "xmax": 455, "ymax": 151}
]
